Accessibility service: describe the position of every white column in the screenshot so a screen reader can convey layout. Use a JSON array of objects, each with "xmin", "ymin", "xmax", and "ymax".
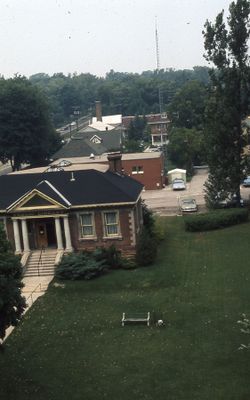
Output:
[
  {"xmin": 55, "ymin": 217, "xmax": 63, "ymax": 250},
  {"xmin": 63, "ymin": 215, "xmax": 73, "ymax": 252},
  {"xmin": 21, "ymin": 219, "xmax": 30, "ymax": 252},
  {"xmin": 13, "ymin": 219, "xmax": 22, "ymax": 254}
]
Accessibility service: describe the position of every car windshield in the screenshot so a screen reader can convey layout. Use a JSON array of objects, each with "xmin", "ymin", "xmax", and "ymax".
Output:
[
  {"xmin": 174, "ymin": 180, "xmax": 184, "ymax": 183},
  {"xmin": 182, "ymin": 199, "xmax": 195, "ymax": 204}
]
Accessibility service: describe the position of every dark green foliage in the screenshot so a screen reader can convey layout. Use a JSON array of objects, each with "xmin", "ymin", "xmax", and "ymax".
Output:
[
  {"xmin": 184, "ymin": 208, "xmax": 248, "ymax": 232},
  {"xmin": 141, "ymin": 200, "xmax": 155, "ymax": 233},
  {"xmin": 168, "ymin": 127, "xmax": 206, "ymax": 173},
  {"xmin": 92, "ymin": 245, "xmax": 122, "ymax": 270},
  {"xmin": 168, "ymin": 80, "xmax": 208, "ymax": 130},
  {"xmin": 135, "ymin": 226, "xmax": 157, "ymax": 266},
  {"xmin": 127, "ymin": 115, "xmax": 147, "ymax": 141},
  {"xmin": 0, "ymin": 77, "xmax": 60, "ymax": 170},
  {"xmin": 55, "ymin": 246, "xmax": 129, "ymax": 280},
  {"xmin": 55, "ymin": 251, "xmax": 108, "ymax": 280},
  {"xmin": 203, "ymin": 0, "xmax": 250, "ymax": 207},
  {"xmin": 0, "ymin": 224, "xmax": 26, "ymax": 340},
  {"xmin": 136, "ymin": 202, "xmax": 158, "ymax": 266},
  {"xmin": 28, "ymin": 67, "xmax": 211, "ymax": 127}
]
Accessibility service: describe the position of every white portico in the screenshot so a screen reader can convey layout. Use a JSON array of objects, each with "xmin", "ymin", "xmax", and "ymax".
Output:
[{"xmin": 11, "ymin": 214, "xmax": 73, "ymax": 254}]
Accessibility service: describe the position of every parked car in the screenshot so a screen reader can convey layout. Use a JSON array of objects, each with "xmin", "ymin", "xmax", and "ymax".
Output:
[
  {"xmin": 215, "ymin": 193, "xmax": 244, "ymax": 208},
  {"xmin": 180, "ymin": 198, "xmax": 198, "ymax": 213},
  {"xmin": 242, "ymin": 176, "xmax": 250, "ymax": 187},
  {"xmin": 172, "ymin": 178, "xmax": 186, "ymax": 190}
]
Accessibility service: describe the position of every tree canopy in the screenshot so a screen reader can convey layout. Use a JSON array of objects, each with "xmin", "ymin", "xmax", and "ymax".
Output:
[
  {"xmin": 0, "ymin": 77, "xmax": 60, "ymax": 170},
  {"xmin": 0, "ymin": 224, "xmax": 26, "ymax": 341},
  {"xmin": 28, "ymin": 67, "xmax": 211, "ymax": 127},
  {"xmin": 203, "ymin": 0, "xmax": 250, "ymax": 207}
]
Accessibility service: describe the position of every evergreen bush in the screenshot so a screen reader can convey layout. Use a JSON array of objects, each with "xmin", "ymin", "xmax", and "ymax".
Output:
[
  {"xmin": 55, "ymin": 251, "xmax": 108, "ymax": 280},
  {"xmin": 136, "ymin": 227, "xmax": 157, "ymax": 266},
  {"xmin": 184, "ymin": 208, "xmax": 248, "ymax": 232},
  {"xmin": 55, "ymin": 245, "xmax": 130, "ymax": 280}
]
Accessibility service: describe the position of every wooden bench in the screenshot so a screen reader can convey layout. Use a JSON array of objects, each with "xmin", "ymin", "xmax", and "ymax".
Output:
[{"xmin": 121, "ymin": 312, "xmax": 150, "ymax": 327}]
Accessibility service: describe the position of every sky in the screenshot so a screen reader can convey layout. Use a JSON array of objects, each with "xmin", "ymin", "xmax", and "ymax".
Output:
[{"xmin": 0, "ymin": 0, "xmax": 233, "ymax": 78}]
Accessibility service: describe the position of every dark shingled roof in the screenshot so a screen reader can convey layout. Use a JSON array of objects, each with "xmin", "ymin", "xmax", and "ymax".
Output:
[
  {"xmin": 53, "ymin": 130, "xmax": 122, "ymax": 159},
  {"xmin": 0, "ymin": 169, "xmax": 143, "ymax": 211}
]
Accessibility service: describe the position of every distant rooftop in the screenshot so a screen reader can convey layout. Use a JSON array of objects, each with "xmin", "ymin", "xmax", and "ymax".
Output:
[
  {"xmin": 92, "ymin": 114, "xmax": 122, "ymax": 126},
  {"xmin": 10, "ymin": 164, "xmax": 109, "ymax": 175},
  {"xmin": 52, "ymin": 151, "xmax": 162, "ymax": 166}
]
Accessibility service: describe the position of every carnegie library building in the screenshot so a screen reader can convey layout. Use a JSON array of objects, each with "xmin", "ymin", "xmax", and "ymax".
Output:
[{"xmin": 0, "ymin": 154, "xmax": 143, "ymax": 275}]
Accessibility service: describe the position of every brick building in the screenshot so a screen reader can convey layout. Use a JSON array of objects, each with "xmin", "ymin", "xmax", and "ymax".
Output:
[
  {"xmin": 52, "ymin": 151, "xmax": 165, "ymax": 190},
  {"xmin": 122, "ymin": 113, "xmax": 170, "ymax": 146},
  {"xmin": 0, "ymin": 162, "xmax": 143, "ymax": 274}
]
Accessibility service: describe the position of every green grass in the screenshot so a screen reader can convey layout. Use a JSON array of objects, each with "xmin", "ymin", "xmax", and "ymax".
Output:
[{"xmin": 1, "ymin": 218, "xmax": 250, "ymax": 400}]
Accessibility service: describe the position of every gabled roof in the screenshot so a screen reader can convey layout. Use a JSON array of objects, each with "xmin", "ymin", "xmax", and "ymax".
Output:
[
  {"xmin": 0, "ymin": 169, "xmax": 143, "ymax": 212},
  {"xmin": 52, "ymin": 130, "xmax": 122, "ymax": 159}
]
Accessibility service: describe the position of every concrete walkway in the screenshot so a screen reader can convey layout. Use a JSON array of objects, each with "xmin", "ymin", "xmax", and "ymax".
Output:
[{"xmin": 3, "ymin": 275, "xmax": 53, "ymax": 342}]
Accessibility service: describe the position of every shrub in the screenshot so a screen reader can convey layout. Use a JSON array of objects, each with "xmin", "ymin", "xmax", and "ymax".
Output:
[
  {"xmin": 184, "ymin": 208, "xmax": 248, "ymax": 232},
  {"xmin": 136, "ymin": 227, "xmax": 157, "ymax": 266},
  {"xmin": 55, "ymin": 245, "xmax": 131, "ymax": 280},
  {"xmin": 92, "ymin": 245, "xmax": 122, "ymax": 269},
  {"xmin": 55, "ymin": 251, "xmax": 108, "ymax": 280}
]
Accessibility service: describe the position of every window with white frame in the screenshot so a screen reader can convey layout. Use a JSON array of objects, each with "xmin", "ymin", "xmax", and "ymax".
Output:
[
  {"xmin": 79, "ymin": 213, "xmax": 95, "ymax": 237},
  {"xmin": 104, "ymin": 211, "xmax": 119, "ymax": 237}
]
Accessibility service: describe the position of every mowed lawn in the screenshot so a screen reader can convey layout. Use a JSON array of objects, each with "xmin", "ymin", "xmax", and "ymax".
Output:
[{"xmin": 1, "ymin": 217, "xmax": 250, "ymax": 400}]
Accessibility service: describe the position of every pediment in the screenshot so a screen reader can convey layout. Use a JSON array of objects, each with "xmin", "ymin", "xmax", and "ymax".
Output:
[{"xmin": 90, "ymin": 135, "xmax": 102, "ymax": 144}]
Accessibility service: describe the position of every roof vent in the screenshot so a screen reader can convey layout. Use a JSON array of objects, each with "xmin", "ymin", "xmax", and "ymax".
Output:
[
  {"xmin": 46, "ymin": 166, "xmax": 64, "ymax": 172},
  {"xmin": 58, "ymin": 159, "xmax": 72, "ymax": 167}
]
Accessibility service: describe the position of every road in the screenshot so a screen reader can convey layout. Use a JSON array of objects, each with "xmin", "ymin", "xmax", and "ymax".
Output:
[
  {"xmin": 142, "ymin": 169, "xmax": 207, "ymax": 215},
  {"xmin": 142, "ymin": 168, "xmax": 250, "ymax": 216}
]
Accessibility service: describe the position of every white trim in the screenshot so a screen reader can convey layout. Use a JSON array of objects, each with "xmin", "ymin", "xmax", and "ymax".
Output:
[{"xmin": 43, "ymin": 180, "xmax": 71, "ymax": 206}]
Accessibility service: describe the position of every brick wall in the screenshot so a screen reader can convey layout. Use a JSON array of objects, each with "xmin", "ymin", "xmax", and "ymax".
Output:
[
  {"xmin": 122, "ymin": 156, "xmax": 164, "ymax": 190},
  {"xmin": 69, "ymin": 205, "xmax": 140, "ymax": 256}
]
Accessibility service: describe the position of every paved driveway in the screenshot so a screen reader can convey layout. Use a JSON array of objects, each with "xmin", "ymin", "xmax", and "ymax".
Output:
[{"xmin": 142, "ymin": 169, "xmax": 208, "ymax": 215}]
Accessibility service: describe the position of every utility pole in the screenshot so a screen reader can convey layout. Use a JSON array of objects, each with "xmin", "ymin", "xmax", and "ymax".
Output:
[{"xmin": 155, "ymin": 17, "xmax": 163, "ymax": 117}]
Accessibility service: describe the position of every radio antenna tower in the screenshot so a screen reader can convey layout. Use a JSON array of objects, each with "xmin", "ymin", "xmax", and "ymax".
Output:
[{"xmin": 155, "ymin": 17, "xmax": 163, "ymax": 116}]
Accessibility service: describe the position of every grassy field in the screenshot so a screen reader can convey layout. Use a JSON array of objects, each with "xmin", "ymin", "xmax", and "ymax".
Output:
[{"xmin": 1, "ymin": 217, "xmax": 250, "ymax": 400}]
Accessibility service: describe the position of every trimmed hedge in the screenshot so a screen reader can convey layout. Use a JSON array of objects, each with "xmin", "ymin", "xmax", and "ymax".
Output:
[{"xmin": 184, "ymin": 208, "xmax": 249, "ymax": 232}]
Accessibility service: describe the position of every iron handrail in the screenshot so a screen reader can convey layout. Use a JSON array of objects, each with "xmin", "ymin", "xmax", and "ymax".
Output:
[
  {"xmin": 26, "ymin": 283, "xmax": 42, "ymax": 305},
  {"xmin": 37, "ymin": 246, "xmax": 45, "ymax": 276}
]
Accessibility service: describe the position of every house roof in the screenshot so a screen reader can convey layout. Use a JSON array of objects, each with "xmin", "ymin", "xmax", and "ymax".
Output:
[
  {"xmin": 52, "ymin": 130, "xmax": 122, "ymax": 159},
  {"xmin": 52, "ymin": 151, "xmax": 163, "ymax": 166},
  {"xmin": 0, "ymin": 169, "xmax": 143, "ymax": 211},
  {"xmin": 89, "ymin": 121, "xmax": 115, "ymax": 131},
  {"xmin": 92, "ymin": 114, "xmax": 122, "ymax": 125}
]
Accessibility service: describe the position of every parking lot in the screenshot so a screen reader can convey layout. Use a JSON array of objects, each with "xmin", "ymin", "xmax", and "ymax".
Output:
[{"xmin": 142, "ymin": 169, "xmax": 250, "ymax": 216}]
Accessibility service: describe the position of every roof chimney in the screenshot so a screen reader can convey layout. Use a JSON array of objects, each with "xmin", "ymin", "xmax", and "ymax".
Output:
[
  {"xmin": 95, "ymin": 101, "xmax": 102, "ymax": 122},
  {"xmin": 107, "ymin": 152, "xmax": 122, "ymax": 174}
]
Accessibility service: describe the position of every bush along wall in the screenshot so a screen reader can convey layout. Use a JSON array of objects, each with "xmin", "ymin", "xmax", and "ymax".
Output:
[
  {"xmin": 135, "ymin": 202, "xmax": 160, "ymax": 267},
  {"xmin": 184, "ymin": 208, "xmax": 249, "ymax": 232},
  {"xmin": 55, "ymin": 246, "xmax": 136, "ymax": 281}
]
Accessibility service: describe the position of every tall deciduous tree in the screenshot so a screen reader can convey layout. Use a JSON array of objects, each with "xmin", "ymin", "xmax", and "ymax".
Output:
[
  {"xmin": 168, "ymin": 80, "xmax": 207, "ymax": 130},
  {"xmin": 0, "ymin": 77, "xmax": 60, "ymax": 170},
  {"xmin": 168, "ymin": 127, "xmax": 205, "ymax": 173},
  {"xmin": 203, "ymin": 0, "xmax": 250, "ymax": 207},
  {"xmin": 0, "ymin": 224, "xmax": 26, "ymax": 341}
]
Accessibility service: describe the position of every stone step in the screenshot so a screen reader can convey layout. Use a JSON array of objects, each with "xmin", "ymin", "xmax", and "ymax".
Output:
[{"xmin": 24, "ymin": 250, "xmax": 58, "ymax": 277}]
